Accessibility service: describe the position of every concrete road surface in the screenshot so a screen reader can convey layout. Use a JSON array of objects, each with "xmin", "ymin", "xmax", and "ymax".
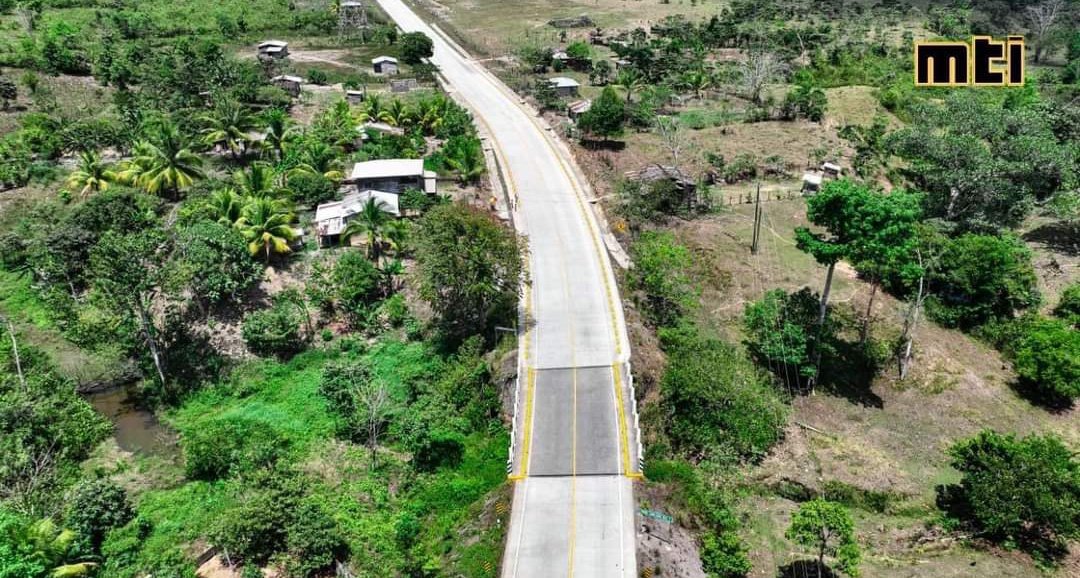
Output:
[{"xmin": 373, "ymin": 1, "xmax": 639, "ymax": 576}]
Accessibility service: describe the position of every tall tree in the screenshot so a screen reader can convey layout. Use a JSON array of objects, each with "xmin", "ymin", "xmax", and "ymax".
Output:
[
  {"xmin": 119, "ymin": 122, "xmax": 203, "ymax": 200},
  {"xmin": 786, "ymin": 499, "xmax": 861, "ymax": 577},
  {"xmin": 207, "ymin": 187, "xmax": 244, "ymax": 227},
  {"xmin": 613, "ymin": 67, "xmax": 646, "ymax": 104},
  {"xmin": 341, "ymin": 198, "xmax": 394, "ymax": 260},
  {"xmin": 237, "ymin": 197, "xmax": 296, "ymax": 263},
  {"xmin": 200, "ymin": 98, "xmax": 260, "ymax": 158},
  {"xmin": 795, "ymin": 179, "xmax": 866, "ymax": 326},
  {"xmin": 1026, "ymin": 0, "xmax": 1066, "ymax": 63},
  {"xmin": 577, "ymin": 86, "xmax": 625, "ymax": 141},
  {"xmin": 261, "ymin": 108, "xmax": 295, "ymax": 162},
  {"xmin": 233, "ymin": 161, "xmax": 279, "ymax": 198}
]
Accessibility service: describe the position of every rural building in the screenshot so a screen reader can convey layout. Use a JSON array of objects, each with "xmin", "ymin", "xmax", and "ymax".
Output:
[
  {"xmin": 345, "ymin": 159, "xmax": 436, "ymax": 194},
  {"xmin": 625, "ymin": 164, "xmax": 696, "ymax": 194},
  {"xmin": 548, "ymin": 76, "xmax": 580, "ymax": 97},
  {"xmin": 821, "ymin": 162, "xmax": 843, "ymax": 178},
  {"xmin": 567, "ymin": 99, "xmax": 592, "ymax": 121},
  {"xmin": 257, "ymin": 40, "xmax": 289, "ymax": 59},
  {"xmin": 345, "ymin": 89, "xmax": 366, "ymax": 104},
  {"xmin": 314, "ymin": 190, "xmax": 401, "ymax": 247},
  {"xmin": 802, "ymin": 172, "xmax": 823, "ymax": 194},
  {"xmin": 372, "ymin": 56, "xmax": 399, "ymax": 75},
  {"xmin": 271, "ymin": 75, "xmax": 303, "ymax": 97},
  {"xmin": 389, "ymin": 78, "xmax": 418, "ymax": 93}
]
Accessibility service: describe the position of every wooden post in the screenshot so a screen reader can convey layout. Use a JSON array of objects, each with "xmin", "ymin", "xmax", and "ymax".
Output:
[{"xmin": 751, "ymin": 182, "xmax": 762, "ymax": 255}]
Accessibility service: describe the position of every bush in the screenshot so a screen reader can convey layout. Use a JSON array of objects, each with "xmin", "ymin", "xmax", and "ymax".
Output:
[
  {"xmin": 333, "ymin": 251, "xmax": 382, "ymax": 324},
  {"xmin": 660, "ymin": 323, "xmax": 788, "ymax": 461},
  {"xmin": 182, "ymin": 417, "xmax": 290, "ymax": 480},
  {"xmin": 65, "ymin": 479, "xmax": 134, "ymax": 555},
  {"xmin": 242, "ymin": 303, "xmax": 304, "ymax": 358},
  {"xmin": 288, "ymin": 173, "xmax": 336, "ymax": 207},
  {"xmin": 1013, "ymin": 317, "xmax": 1080, "ymax": 406},
  {"xmin": 1053, "ymin": 283, "xmax": 1080, "ymax": 327},
  {"xmin": 400, "ymin": 32, "xmax": 434, "ymax": 65},
  {"xmin": 175, "ymin": 221, "xmax": 261, "ymax": 304},
  {"xmin": 628, "ymin": 231, "xmax": 696, "ymax": 327},
  {"xmin": 306, "ymin": 69, "xmax": 328, "ymax": 85},
  {"xmin": 283, "ymin": 501, "xmax": 347, "ymax": 578},
  {"xmin": 743, "ymin": 288, "xmax": 832, "ymax": 384},
  {"xmin": 925, "ymin": 233, "xmax": 1040, "ymax": 329},
  {"xmin": 721, "ymin": 153, "xmax": 757, "ymax": 183},
  {"xmin": 700, "ymin": 530, "xmax": 752, "ymax": 578},
  {"xmin": 944, "ymin": 430, "xmax": 1080, "ymax": 559}
]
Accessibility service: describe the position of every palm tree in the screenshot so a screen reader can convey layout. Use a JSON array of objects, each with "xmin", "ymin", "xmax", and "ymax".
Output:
[
  {"xmin": 237, "ymin": 197, "xmax": 297, "ymax": 263},
  {"xmin": 119, "ymin": 123, "xmax": 204, "ymax": 200},
  {"xmin": 233, "ymin": 161, "xmax": 279, "ymax": 198},
  {"xmin": 383, "ymin": 99, "xmax": 415, "ymax": 128},
  {"xmin": 262, "ymin": 107, "xmax": 295, "ymax": 161},
  {"xmin": 66, "ymin": 150, "xmax": 117, "ymax": 198},
  {"xmin": 415, "ymin": 95, "xmax": 448, "ymax": 135},
  {"xmin": 355, "ymin": 94, "xmax": 390, "ymax": 125},
  {"xmin": 445, "ymin": 139, "xmax": 486, "ymax": 184},
  {"xmin": 341, "ymin": 198, "xmax": 393, "ymax": 260},
  {"xmin": 614, "ymin": 68, "xmax": 646, "ymax": 104},
  {"xmin": 208, "ymin": 187, "xmax": 244, "ymax": 226},
  {"xmin": 681, "ymin": 69, "xmax": 713, "ymax": 100},
  {"xmin": 200, "ymin": 99, "xmax": 260, "ymax": 158},
  {"xmin": 289, "ymin": 141, "xmax": 344, "ymax": 181},
  {"xmin": 5, "ymin": 519, "xmax": 96, "ymax": 578},
  {"xmin": 383, "ymin": 219, "xmax": 411, "ymax": 256}
]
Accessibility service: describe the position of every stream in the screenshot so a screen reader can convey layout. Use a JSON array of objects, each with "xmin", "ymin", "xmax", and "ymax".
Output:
[{"xmin": 83, "ymin": 385, "xmax": 179, "ymax": 459}]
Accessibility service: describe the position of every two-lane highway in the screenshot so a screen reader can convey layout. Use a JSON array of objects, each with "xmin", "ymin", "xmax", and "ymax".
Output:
[{"xmin": 373, "ymin": 1, "xmax": 639, "ymax": 576}]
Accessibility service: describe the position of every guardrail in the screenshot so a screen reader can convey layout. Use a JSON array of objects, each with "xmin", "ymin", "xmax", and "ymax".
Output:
[{"xmin": 625, "ymin": 362, "xmax": 645, "ymax": 474}]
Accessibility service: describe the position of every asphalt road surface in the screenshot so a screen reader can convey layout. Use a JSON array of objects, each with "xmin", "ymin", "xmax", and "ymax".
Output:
[{"xmin": 373, "ymin": 2, "xmax": 638, "ymax": 576}]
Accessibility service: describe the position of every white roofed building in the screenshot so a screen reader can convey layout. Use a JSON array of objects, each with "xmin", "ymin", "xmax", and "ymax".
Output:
[
  {"xmin": 315, "ymin": 190, "xmax": 401, "ymax": 246},
  {"xmin": 345, "ymin": 159, "xmax": 436, "ymax": 194},
  {"xmin": 548, "ymin": 76, "xmax": 581, "ymax": 97}
]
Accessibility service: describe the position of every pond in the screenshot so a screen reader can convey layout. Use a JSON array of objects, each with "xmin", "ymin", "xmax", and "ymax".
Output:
[{"xmin": 84, "ymin": 385, "xmax": 180, "ymax": 459}]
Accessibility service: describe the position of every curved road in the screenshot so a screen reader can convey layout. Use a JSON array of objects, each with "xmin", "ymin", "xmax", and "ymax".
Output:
[{"xmin": 373, "ymin": 1, "xmax": 640, "ymax": 576}]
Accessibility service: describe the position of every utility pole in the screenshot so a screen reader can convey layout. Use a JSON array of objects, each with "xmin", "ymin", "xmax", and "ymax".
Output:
[
  {"xmin": 2, "ymin": 315, "xmax": 25, "ymax": 391},
  {"xmin": 751, "ymin": 181, "xmax": 762, "ymax": 255}
]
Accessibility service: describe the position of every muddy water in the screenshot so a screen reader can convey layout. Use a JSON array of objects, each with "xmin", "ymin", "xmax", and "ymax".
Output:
[{"xmin": 84, "ymin": 386, "xmax": 179, "ymax": 459}]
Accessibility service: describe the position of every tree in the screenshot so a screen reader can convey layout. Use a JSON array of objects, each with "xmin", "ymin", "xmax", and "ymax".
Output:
[
  {"xmin": 613, "ymin": 67, "xmax": 645, "ymax": 104},
  {"xmin": 200, "ymin": 98, "xmax": 260, "ymax": 158},
  {"xmin": 680, "ymin": 69, "xmax": 712, "ymax": 100},
  {"xmin": 400, "ymin": 31, "xmax": 434, "ymax": 65},
  {"xmin": 565, "ymin": 41, "xmax": 591, "ymax": 61},
  {"xmin": 739, "ymin": 51, "xmax": 786, "ymax": 105},
  {"xmin": 414, "ymin": 203, "xmax": 523, "ymax": 344},
  {"xmin": 89, "ymin": 230, "xmax": 168, "ymax": 386},
  {"xmin": 119, "ymin": 123, "xmax": 204, "ymax": 200},
  {"xmin": 925, "ymin": 233, "xmax": 1040, "ymax": 329},
  {"xmin": 628, "ymin": 231, "xmax": 695, "ymax": 327},
  {"xmin": 786, "ymin": 499, "xmax": 861, "ymax": 577},
  {"xmin": 233, "ymin": 162, "xmax": 278, "ymax": 198},
  {"xmin": 1, "ymin": 518, "xmax": 97, "ymax": 578},
  {"xmin": 237, "ymin": 197, "xmax": 297, "ymax": 263},
  {"xmin": 341, "ymin": 198, "xmax": 393, "ymax": 261},
  {"xmin": 1026, "ymin": 0, "xmax": 1065, "ymax": 63},
  {"xmin": 0, "ymin": 77, "xmax": 16, "ymax": 110},
  {"xmin": 283, "ymin": 501, "xmax": 347, "ymax": 578},
  {"xmin": 660, "ymin": 323, "xmax": 788, "ymax": 461},
  {"xmin": 1013, "ymin": 317, "xmax": 1080, "ymax": 406},
  {"xmin": 795, "ymin": 179, "xmax": 865, "ymax": 326},
  {"xmin": 1053, "ymin": 283, "xmax": 1080, "ymax": 327},
  {"xmin": 65, "ymin": 150, "xmax": 117, "ymax": 198},
  {"xmin": 64, "ymin": 479, "xmax": 133, "ymax": 556},
  {"xmin": 744, "ymin": 288, "xmax": 833, "ymax": 386},
  {"xmin": 331, "ymin": 251, "xmax": 382, "ymax": 323},
  {"xmin": 173, "ymin": 221, "xmax": 262, "ymax": 304},
  {"xmin": 577, "ymin": 86, "xmax": 625, "ymax": 141},
  {"xmin": 261, "ymin": 108, "xmax": 294, "ymax": 162},
  {"xmin": 289, "ymin": 141, "xmax": 344, "ymax": 181},
  {"xmin": 207, "ymin": 187, "xmax": 244, "ymax": 227},
  {"xmin": 442, "ymin": 136, "xmax": 485, "ymax": 184},
  {"xmin": 946, "ymin": 430, "xmax": 1080, "ymax": 556},
  {"xmin": 589, "ymin": 60, "xmax": 612, "ymax": 86},
  {"xmin": 654, "ymin": 116, "xmax": 688, "ymax": 170},
  {"xmin": 783, "ymin": 82, "xmax": 827, "ymax": 121},
  {"xmin": 319, "ymin": 359, "xmax": 395, "ymax": 466}
]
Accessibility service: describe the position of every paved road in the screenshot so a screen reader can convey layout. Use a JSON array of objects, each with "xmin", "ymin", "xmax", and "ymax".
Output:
[{"xmin": 373, "ymin": 1, "xmax": 638, "ymax": 576}]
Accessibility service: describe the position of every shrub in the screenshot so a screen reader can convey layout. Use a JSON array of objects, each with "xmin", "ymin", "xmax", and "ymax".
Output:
[
  {"xmin": 242, "ymin": 303, "xmax": 304, "ymax": 358},
  {"xmin": 306, "ymin": 69, "xmax": 328, "ymax": 85},
  {"xmin": 175, "ymin": 221, "xmax": 261, "ymax": 304},
  {"xmin": 288, "ymin": 172, "xmax": 336, "ymax": 207},
  {"xmin": 1053, "ymin": 283, "xmax": 1080, "ymax": 327},
  {"xmin": 400, "ymin": 32, "xmax": 434, "ymax": 65},
  {"xmin": 743, "ymin": 288, "xmax": 832, "ymax": 384},
  {"xmin": 944, "ymin": 430, "xmax": 1080, "ymax": 558},
  {"xmin": 721, "ymin": 153, "xmax": 757, "ymax": 183},
  {"xmin": 628, "ymin": 231, "xmax": 696, "ymax": 327},
  {"xmin": 182, "ymin": 417, "xmax": 290, "ymax": 480},
  {"xmin": 1013, "ymin": 317, "xmax": 1080, "ymax": 405},
  {"xmin": 660, "ymin": 323, "xmax": 788, "ymax": 461},
  {"xmin": 65, "ymin": 479, "xmax": 134, "ymax": 555},
  {"xmin": 700, "ymin": 530, "xmax": 752, "ymax": 578},
  {"xmin": 333, "ymin": 251, "xmax": 382, "ymax": 324},
  {"xmin": 284, "ymin": 501, "xmax": 347, "ymax": 578}
]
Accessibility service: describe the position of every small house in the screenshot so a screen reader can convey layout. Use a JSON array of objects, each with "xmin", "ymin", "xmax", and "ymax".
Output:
[
  {"xmin": 625, "ymin": 164, "xmax": 696, "ymax": 194},
  {"xmin": 548, "ymin": 76, "xmax": 581, "ymax": 98},
  {"xmin": 345, "ymin": 89, "xmax": 366, "ymax": 105},
  {"xmin": 271, "ymin": 75, "xmax": 304, "ymax": 97},
  {"xmin": 258, "ymin": 40, "xmax": 289, "ymax": 60},
  {"xmin": 372, "ymin": 56, "xmax": 399, "ymax": 75},
  {"xmin": 821, "ymin": 162, "xmax": 843, "ymax": 179},
  {"xmin": 389, "ymin": 78, "xmax": 418, "ymax": 93},
  {"xmin": 315, "ymin": 190, "xmax": 401, "ymax": 247},
  {"xmin": 346, "ymin": 159, "xmax": 436, "ymax": 194},
  {"xmin": 567, "ymin": 99, "xmax": 592, "ymax": 121},
  {"xmin": 802, "ymin": 172, "xmax": 823, "ymax": 194}
]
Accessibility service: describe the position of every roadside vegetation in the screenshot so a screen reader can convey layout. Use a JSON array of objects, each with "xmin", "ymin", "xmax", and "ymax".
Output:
[{"xmin": 0, "ymin": 1, "xmax": 519, "ymax": 577}]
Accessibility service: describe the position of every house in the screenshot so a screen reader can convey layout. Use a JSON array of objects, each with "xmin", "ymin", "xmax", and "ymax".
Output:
[
  {"xmin": 821, "ymin": 162, "xmax": 843, "ymax": 179},
  {"xmin": 802, "ymin": 172, "xmax": 823, "ymax": 194},
  {"xmin": 314, "ymin": 190, "xmax": 401, "ymax": 247},
  {"xmin": 389, "ymin": 78, "xmax": 418, "ymax": 93},
  {"xmin": 372, "ymin": 56, "xmax": 399, "ymax": 75},
  {"xmin": 548, "ymin": 76, "xmax": 580, "ymax": 97},
  {"xmin": 271, "ymin": 75, "xmax": 304, "ymax": 97},
  {"xmin": 345, "ymin": 89, "xmax": 366, "ymax": 105},
  {"xmin": 567, "ymin": 99, "xmax": 592, "ymax": 121},
  {"xmin": 258, "ymin": 40, "xmax": 289, "ymax": 60},
  {"xmin": 345, "ymin": 159, "xmax": 436, "ymax": 194},
  {"xmin": 625, "ymin": 164, "xmax": 696, "ymax": 194}
]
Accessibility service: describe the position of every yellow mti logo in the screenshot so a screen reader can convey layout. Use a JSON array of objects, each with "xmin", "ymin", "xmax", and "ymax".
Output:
[{"xmin": 914, "ymin": 36, "xmax": 1024, "ymax": 87}]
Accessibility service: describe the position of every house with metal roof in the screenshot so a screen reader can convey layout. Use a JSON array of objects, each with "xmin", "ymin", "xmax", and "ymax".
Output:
[
  {"xmin": 345, "ymin": 159, "xmax": 436, "ymax": 194},
  {"xmin": 314, "ymin": 190, "xmax": 401, "ymax": 247},
  {"xmin": 548, "ymin": 76, "xmax": 581, "ymax": 97},
  {"xmin": 258, "ymin": 40, "xmax": 289, "ymax": 59},
  {"xmin": 372, "ymin": 56, "xmax": 399, "ymax": 75}
]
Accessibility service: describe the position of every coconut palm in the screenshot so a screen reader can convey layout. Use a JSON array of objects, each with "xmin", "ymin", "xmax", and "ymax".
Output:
[
  {"xmin": 289, "ymin": 141, "xmax": 344, "ymax": 181},
  {"xmin": 415, "ymin": 95, "xmax": 448, "ymax": 135},
  {"xmin": 383, "ymin": 219, "xmax": 411, "ymax": 256},
  {"xmin": 355, "ymin": 94, "xmax": 391, "ymax": 125},
  {"xmin": 341, "ymin": 198, "xmax": 393, "ymax": 260},
  {"xmin": 5, "ymin": 518, "xmax": 97, "ymax": 578},
  {"xmin": 233, "ymin": 161, "xmax": 279, "ymax": 198},
  {"xmin": 66, "ymin": 150, "xmax": 117, "ymax": 198},
  {"xmin": 237, "ymin": 196, "xmax": 297, "ymax": 263},
  {"xmin": 614, "ymin": 68, "xmax": 646, "ymax": 104},
  {"xmin": 208, "ymin": 187, "xmax": 244, "ymax": 227},
  {"xmin": 262, "ymin": 107, "xmax": 295, "ymax": 161},
  {"xmin": 445, "ymin": 138, "xmax": 486, "ymax": 184},
  {"xmin": 119, "ymin": 123, "xmax": 204, "ymax": 200},
  {"xmin": 382, "ymin": 99, "xmax": 415, "ymax": 128},
  {"xmin": 681, "ymin": 69, "xmax": 713, "ymax": 100},
  {"xmin": 200, "ymin": 98, "xmax": 261, "ymax": 158}
]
